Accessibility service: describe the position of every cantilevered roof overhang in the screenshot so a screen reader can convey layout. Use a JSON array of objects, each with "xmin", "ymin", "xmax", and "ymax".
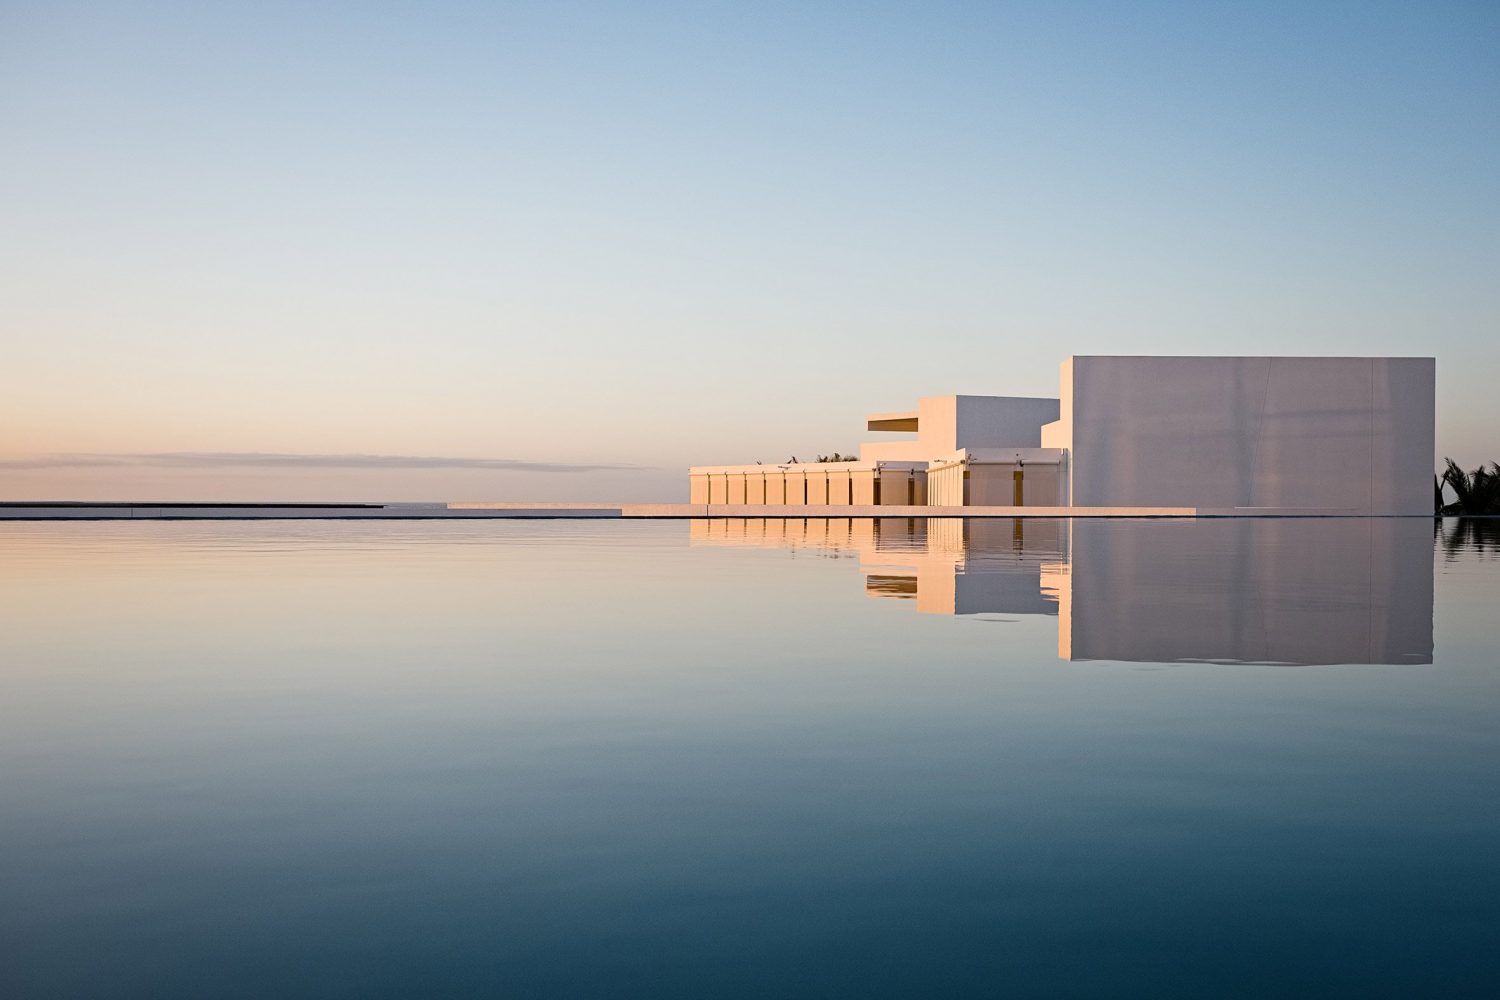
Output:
[{"xmin": 867, "ymin": 411, "xmax": 919, "ymax": 432}]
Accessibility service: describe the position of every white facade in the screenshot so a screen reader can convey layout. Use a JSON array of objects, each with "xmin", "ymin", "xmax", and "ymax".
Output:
[
  {"xmin": 1043, "ymin": 356, "xmax": 1435, "ymax": 515},
  {"xmin": 690, "ymin": 356, "xmax": 1436, "ymax": 515},
  {"xmin": 927, "ymin": 448, "xmax": 1067, "ymax": 506}
]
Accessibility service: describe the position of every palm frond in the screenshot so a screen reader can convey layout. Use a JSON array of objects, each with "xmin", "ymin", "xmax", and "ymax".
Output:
[{"xmin": 1439, "ymin": 457, "xmax": 1500, "ymax": 514}]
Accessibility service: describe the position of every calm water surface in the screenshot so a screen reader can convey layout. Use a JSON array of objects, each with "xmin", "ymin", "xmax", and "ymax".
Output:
[{"xmin": 2, "ymin": 518, "xmax": 1498, "ymax": 998}]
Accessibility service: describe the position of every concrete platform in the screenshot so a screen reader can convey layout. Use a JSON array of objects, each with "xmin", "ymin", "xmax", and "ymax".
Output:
[
  {"xmin": 615, "ymin": 504, "xmax": 1200, "ymax": 518},
  {"xmin": 0, "ymin": 502, "xmax": 1430, "ymax": 520}
]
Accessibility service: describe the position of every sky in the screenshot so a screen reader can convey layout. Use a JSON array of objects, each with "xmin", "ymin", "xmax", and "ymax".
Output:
[{"xmin": 2, "ymin": 0, "xmax": 1496, "ymax": 501}]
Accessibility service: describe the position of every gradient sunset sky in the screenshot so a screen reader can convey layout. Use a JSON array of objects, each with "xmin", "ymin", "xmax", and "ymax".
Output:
[{"xmin": 3, "ymin": 1, "xmax": 1496, "ymax": 501}]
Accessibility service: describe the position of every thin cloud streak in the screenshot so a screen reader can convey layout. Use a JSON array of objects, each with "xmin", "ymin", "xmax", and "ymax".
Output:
[{"xmin": 0, "ymin": 452, "xmax": 648, "ymax": 474}]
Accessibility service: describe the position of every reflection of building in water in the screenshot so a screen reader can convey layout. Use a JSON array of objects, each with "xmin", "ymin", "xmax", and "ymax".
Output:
[
  {"xmin": 690, "ymin": 518, "xmax": 1434, "ymax": 665},
  {"xmin": 690, "ymin": 517, "xmax": 1066, "ymax": 617},
  {"xmin": 883, "ymin": 518, "xmax": 1067, "ymax": 616},
  {"xmin": 1061, "ymin": 519, "xmax": 1433, "ymax": 665}
]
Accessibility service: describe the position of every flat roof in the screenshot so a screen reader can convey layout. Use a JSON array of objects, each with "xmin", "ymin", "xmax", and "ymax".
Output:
[{"xmin": 689, "ymin": 461, "xmax": 927, "ymax": 475}]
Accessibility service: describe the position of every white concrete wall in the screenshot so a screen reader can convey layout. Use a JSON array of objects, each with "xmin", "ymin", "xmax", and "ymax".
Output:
[
  {"xmin": 806, "ymin": 471, "xmax": 829, "ymax": 504},
  {"xmin": 828, "ymin": 468, "xmax": 852, "ymax": 505},
  {"xmin": 690, "ymin": 461, "xmax": 922, "ymax": 505},
  {"xmin": 1060, "ymin": 356, "xmax": 1434, "ymax": 514},
  {"xmin": 966, "ymin": 463, "xmax": 1062, "ymax": 507},
  {"xmin": 927, "ymin": 464, "xmax": 966, "ymax": 506},
  {"xmin": 859, "ymin": 440, "xmax": 933, "ymax": 462},
  {"xmin": 876, "ymin": 467, "xmax": 927, "ymax": 505},
  {"xmin": 785, "ymin": 470, "xmax": 806, "ymax": 504},
  {"xmin": 926, "ymin": 448, "xmax": 1066, "ymax": 506},
  {"xmin": 952, "ymin": 395, "xmax": 1062, "ymax": 450}
]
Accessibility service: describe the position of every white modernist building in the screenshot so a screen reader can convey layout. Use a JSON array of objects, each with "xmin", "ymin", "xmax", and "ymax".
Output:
[{"xmin": 689, "ymin": 355, "xmax": 1435, "ymax": 516}]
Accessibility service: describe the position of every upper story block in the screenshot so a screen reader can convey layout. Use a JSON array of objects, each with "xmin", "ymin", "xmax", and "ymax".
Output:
[{"xmin": 860, "ymin": 395, "xmax": 1061, "ymax": 463}]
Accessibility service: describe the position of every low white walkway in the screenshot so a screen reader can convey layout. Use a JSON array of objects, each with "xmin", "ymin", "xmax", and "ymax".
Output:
[{"xmin": 0, "ymin": 502, "xmax": 1422, "ymax": 520}]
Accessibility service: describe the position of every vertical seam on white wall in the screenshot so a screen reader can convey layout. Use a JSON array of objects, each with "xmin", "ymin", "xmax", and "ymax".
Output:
[
  {"xmin": 1249, "ymin": 358, "xmax": 1272, "ymax": 507},
  {"xmin": 1365, "ymin": 514, "xmax": 1374, "ymax": 660},
  {"xmin": 1374, "ymin": 359, "xmax": 1380, "ymax": 515}
]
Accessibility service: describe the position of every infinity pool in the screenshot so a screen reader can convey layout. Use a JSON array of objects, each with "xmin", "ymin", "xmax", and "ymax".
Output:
[{"xmin": 2, "ymin": 518, "xmax": 1496, "ymax": 998}]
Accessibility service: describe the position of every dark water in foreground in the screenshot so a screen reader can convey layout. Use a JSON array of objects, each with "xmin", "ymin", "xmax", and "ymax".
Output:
[{"xmin": 2, "ymin": 517, "xmax": 1497, "ymax": 999}]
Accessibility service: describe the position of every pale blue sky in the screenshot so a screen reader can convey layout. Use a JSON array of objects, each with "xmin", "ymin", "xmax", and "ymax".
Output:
[{"xmin": 2, "ymin": 1, "xmax": 1496, "ymax": 500}]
